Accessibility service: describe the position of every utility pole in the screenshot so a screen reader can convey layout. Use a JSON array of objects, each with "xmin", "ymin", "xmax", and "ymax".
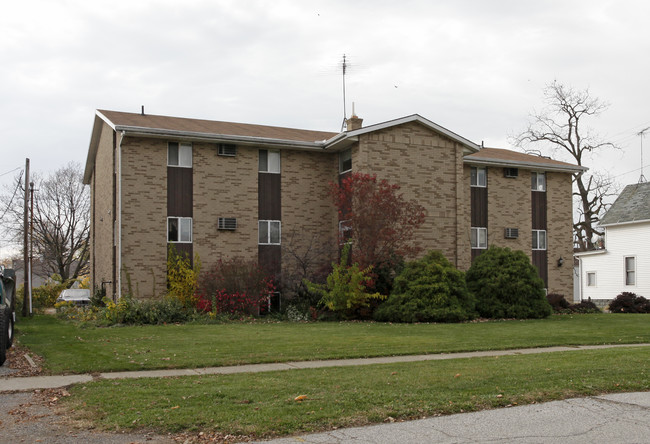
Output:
[
  {"xmin": 29, "ymin": 181, "xmax": 34, "ymax": 315},
  {"xmin": 22, "ymin": 158, "xmax": 30, "ymax": 317}
]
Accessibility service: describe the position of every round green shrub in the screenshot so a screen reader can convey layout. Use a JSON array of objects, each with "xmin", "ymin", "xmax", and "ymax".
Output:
[
  {"xmin": 465, "ymin": 246, "xmax": 551, "ymax": 319},
  {"xmin": 374, "ymin": 251, "xmax": 476, "ymax": 323}
]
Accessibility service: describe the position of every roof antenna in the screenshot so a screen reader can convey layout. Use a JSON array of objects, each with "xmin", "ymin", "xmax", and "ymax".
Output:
[
  {"xmin": 141, "ymin": 105, "xmax": 145, "ymax": 116},
  {"xmin": 637, "ymin": 127, "xmax": 649, "ymax": 183},
  {"xmin": 340, "ymin": 54, "xmax": 348, "ymax": 132}
]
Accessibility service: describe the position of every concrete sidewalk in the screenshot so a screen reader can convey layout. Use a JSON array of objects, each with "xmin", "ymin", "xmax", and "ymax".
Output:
[
  {"xmin": 258, "ymin": 392, "xmax": 650, "ymax": 443},
  {"xmin": 1, "ymin": 342, "xmax": 649, "ymax": 392}
]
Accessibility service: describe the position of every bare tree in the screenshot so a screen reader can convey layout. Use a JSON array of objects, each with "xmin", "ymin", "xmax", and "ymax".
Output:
[
  {"xmin": 0, "ymin": 162, "xmax": 89, "ymax": 282},
  {"xmin": 513, "ymin": 81, "xmax": 619, "ymax": 251}
]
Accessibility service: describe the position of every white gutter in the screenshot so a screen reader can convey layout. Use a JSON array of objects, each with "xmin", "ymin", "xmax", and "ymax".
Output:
[
  {"xmin": 464, "ymin": 158, "xmax": 588, "ymax": 174},
  {"xmin": 117, "ymin": 131, "xmax": 124, "ymax": 300},
  {"xmin": 115, "ymin": 126, "xmax": 327, "ymax": 151},
  {"xmin": 599, "ymin": 218, "xmax": 650, "ymax": 228}
]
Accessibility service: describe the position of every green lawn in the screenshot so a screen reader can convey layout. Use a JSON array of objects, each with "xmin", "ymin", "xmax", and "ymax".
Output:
[
  {"xmin": 67, "ymin": 346, "xmax": 650, "ymax": 439},
  {"xmin": 16, "ymin": 313, "xmax": 650, "ymax": 374}
]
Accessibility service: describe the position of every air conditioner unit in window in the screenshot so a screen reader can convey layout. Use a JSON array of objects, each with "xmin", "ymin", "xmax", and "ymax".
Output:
[
  {"xmin": 217, "ymin": 144, "xmax": 237, "ymax": 156},
  {"xmin": 218, "ymin": 217, "xmax": 237, "ymax": 230},
  {"xmin": 504, "ymin": 168, "xmax": 519, "ymax": 178},
  {"xmin": 505, "ymin": 228, "xmax": 519, "ymax": 239}
]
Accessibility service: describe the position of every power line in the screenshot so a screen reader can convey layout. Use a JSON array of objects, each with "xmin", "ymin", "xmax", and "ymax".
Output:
[
  {"xmin": 0, "ymin": 170, "xmax": 24, "ymax": 221},
  {"xmin": 0, "ymin": 166, "xmax": 22, "ymax": 178}
]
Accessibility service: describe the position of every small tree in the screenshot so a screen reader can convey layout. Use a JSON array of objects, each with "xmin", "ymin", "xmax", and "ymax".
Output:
[
  {"xmin": 374, "ymin": 251, "xmax": 476, "ymax": 323},
  {"xmin": 166, "ymin": 246, "xmax": 201, "ymax": 308},
  {"xmin": 330, "ymin": 172, "xmax": 426, "ymax": 292},
  {"xmin": 465, "ymin": 246, "xmax": 551, "ymax": 319},
  {"xmin": 304, "ymin": 244, "xmax": 383, "ymax": 319}
]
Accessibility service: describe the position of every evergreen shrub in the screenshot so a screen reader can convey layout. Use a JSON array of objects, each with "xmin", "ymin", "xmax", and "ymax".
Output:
[
  {"xmin": 465, "ymin": 246, "xmax": 551, "ymax": 319},
  {"xmin": 374, "ymin": 251, "xmax": 476, "ymax": 323}
]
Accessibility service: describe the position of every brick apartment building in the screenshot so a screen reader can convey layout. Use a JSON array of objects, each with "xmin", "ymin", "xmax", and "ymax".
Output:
[{"xmin": 83, "ymin": 109, "xmax": 586, "ymax": 301}]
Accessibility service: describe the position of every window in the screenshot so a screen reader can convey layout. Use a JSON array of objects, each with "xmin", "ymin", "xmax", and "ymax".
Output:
[
  {"xmin": 625, "ymin": 256, "xmax": 636, "ymax": 285},
  {"xmin": 532, "ymin": 229, "xmax": 547, "ymax": 250},
  {"xmin": 168, "ymin": 217, "xmax": 192, "ymax": 243},
  {"xmin": 168, "ymin": 142, "xmax": 192, "ymax": 167},
  {"xmin": 259, "ymin": 220, "xmax": 281, "ymax": 245},
  {"xmin": 470, "ymin": 166, "xmax": 487, "ymax": 187},
  {"xmin": 259, "ymin": 150, "xmax": 280, "ymax": 173},
  {"xmin": 587, "ymin": 272, "xmax": 596, "ymax": 287},
  {"xmin": 339, "ymin": 149, "xmax": 352, "ymax": 174},
  {"xmin": 471, "ymin": 227, "xmax": 487, "ymax": 249},
  {"xmin": 531, "ymin": 172, "xmax": 546, "ymax": 191}
]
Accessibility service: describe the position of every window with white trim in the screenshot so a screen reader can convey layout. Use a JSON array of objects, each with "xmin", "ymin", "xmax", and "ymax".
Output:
[
  {"xmin": 339, "ymin": 149, "xmax": 352, "ymax": 174},
  {"xmin": 471, "ymin": 227, "xmax": 487, "ymax": 249},
  {"xmin": 531, "ymin": 172, "xmax": 546, "ymax": 191},
  {"xmin": 532, "ymin": 229, "xmax": 547, "ymax": 250},
  {"xmin": 259, "ymin": 220, "xmax": 281, "ymax": 245},
  {"xmin": 586, "ymin": 272, "xmax": 596, "ymax": 287},
  {"xmin": 168, "ymin": 217, "xmax": 192, "ymax": 243},
  {"xmin": 625, "ymin": 256, "xmax": 636, "ymax": 285},
  {"xmin": 259, "ymin": 150, "xmax": 281, "ymax": 173},
  {"xmin": 168, "ymin": 142, "xmax": 192, "ymax": 167},
  {"xmin": 470, "ymin": 166, "xmax": 487, "ymax": 187}
]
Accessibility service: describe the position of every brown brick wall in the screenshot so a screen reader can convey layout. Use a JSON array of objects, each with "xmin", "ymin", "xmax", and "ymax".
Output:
[
  {"xmin": 91, "ymin": 122, "xmax": 116, "ymax": 297},
  {"xmin": 546, "ymin": 171, "xmax": 574, "ymax": 295},
  {"xmin": 485, "ymin": 167, "xmax": 533, "ymax": 257},
  {"xmin": 281, "ymin": 150, "xmax": 338, "ymax": 291},
  {"xmin": 355, "ymin": 121, "xmax": 464, "ymax": 265},
  {"xmin": 193, "ymin": 143, "xmax": 258, "ymax": 268},
  {"xmin": 120, "ymin": 137, "xmax": 168, "ymax": 299}
]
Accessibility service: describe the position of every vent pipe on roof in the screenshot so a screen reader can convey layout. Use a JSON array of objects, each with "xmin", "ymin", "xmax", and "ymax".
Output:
[{"xmin": 141, "ymin": 105, "xmax": 145, "ymax": 116}]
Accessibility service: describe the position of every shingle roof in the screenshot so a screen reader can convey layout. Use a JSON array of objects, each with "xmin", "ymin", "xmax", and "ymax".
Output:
[
  {"xmin": 464, "ymin": 147, "xmax": 586, "ymax": 173},
  {"xmin": 98, "ymin": 109, "xmax": 338, "ymax": 143},
  {"xmin": 599, "ymin": 182, "xmax": 650, "ymax": 226}
]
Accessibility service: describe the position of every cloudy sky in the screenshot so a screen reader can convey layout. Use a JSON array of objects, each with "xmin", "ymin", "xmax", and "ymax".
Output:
[{"xmin": 1, "ymin": 0, "xmax": 649, "ymax": 253}]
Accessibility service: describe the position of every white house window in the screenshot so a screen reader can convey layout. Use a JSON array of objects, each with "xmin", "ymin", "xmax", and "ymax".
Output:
[
  {"xmin": 471, "ymin": 227, "xmax": 487, "ymax": 249},
  {"xmin": 625, "ymin": 256, "xmax": 636, "ymax": 285},
  {"xmin": 168, "ymin": 142, "xmax": 192, "ymax": 167},
  {"xmin": 339, "ymin": 149, "xmax": 352, "ymax": 174},
  {"xmin": 532, "ymin": 230, "xmax": 547, "ymax": 250},
  {"xmin": 259, "ymin": 220, "xmax": 281, "ymax": 245},
  {"xmin": 168, "ymin": 217, "xmax": 192, "ymax": 243},
  {"xmin": 586, "ymin": 272, "xmax": 596, "ymax": 287},
  {"xmin": 471, "ymin": 166, "xmax": 487, "ymax": 187},
  {"xmin": 259, "ymin": 150, "xmax": 281, "ymax": 173},
  {"xmin": 531, "ymin": 172, "xmax": 546, "ymax": 192}
]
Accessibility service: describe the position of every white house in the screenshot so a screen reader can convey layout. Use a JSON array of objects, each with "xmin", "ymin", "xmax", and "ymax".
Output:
[{"xmin": 575, "ymin": 182, "xmax": 650, "ymax": 306}]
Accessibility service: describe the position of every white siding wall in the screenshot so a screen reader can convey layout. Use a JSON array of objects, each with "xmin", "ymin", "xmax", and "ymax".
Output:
[{"xmin": 578, "ymin": 221, "xmax": 650, "ymax": 300}]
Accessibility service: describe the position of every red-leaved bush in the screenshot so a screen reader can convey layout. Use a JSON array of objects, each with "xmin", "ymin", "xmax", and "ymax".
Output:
[
  {"xmin": 330, "ymin": 172, "xmax": 426, "ymax": 273},
  {"xmin": 195, "ymin": 258, "xmax": 276, "ymax": 315}
]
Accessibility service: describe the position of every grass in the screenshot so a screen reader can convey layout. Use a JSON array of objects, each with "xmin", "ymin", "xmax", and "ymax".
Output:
[
  {"xmin": 66, "ymin": 346, "xmax": 650, "ymax": 439},
  {"xmin": 16, "ymin": 313, "xmax": 650, "ymax": 374}
]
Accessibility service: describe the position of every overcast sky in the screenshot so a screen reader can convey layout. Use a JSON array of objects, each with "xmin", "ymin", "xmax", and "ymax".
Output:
[{"xmin": 1, "ymin": 0, "xmax": 650, "ymax": 254}]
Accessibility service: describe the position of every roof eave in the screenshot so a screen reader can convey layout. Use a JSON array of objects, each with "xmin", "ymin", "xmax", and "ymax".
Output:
[
  {"xmin": 82, "ymin": 113, "xmax": 109, "ymax": 184},
  {"xmin": 115, "ymin": 126, "xmax": 327, "ymax": 150},
  {"xmin": 463, "ymin": 157, "xmax": 588, "ymax": 174},
  {"xmin": 324, "ymin": 114, "xmax": 481, "ymax": 152},
  {"xmin": 599, "ymin": 218, "xmax": 650, "ymax": 228}
]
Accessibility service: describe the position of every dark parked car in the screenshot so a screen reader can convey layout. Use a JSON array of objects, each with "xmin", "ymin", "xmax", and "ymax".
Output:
[{"xmin": 0, "ymin": 267, "xmax": 16, "ymax": 366}]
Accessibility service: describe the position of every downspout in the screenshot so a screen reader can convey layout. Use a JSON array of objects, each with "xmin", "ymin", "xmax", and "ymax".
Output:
[{"xmin": 117, "ymin": 131, "xmax": 124, "ymax": 299}]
